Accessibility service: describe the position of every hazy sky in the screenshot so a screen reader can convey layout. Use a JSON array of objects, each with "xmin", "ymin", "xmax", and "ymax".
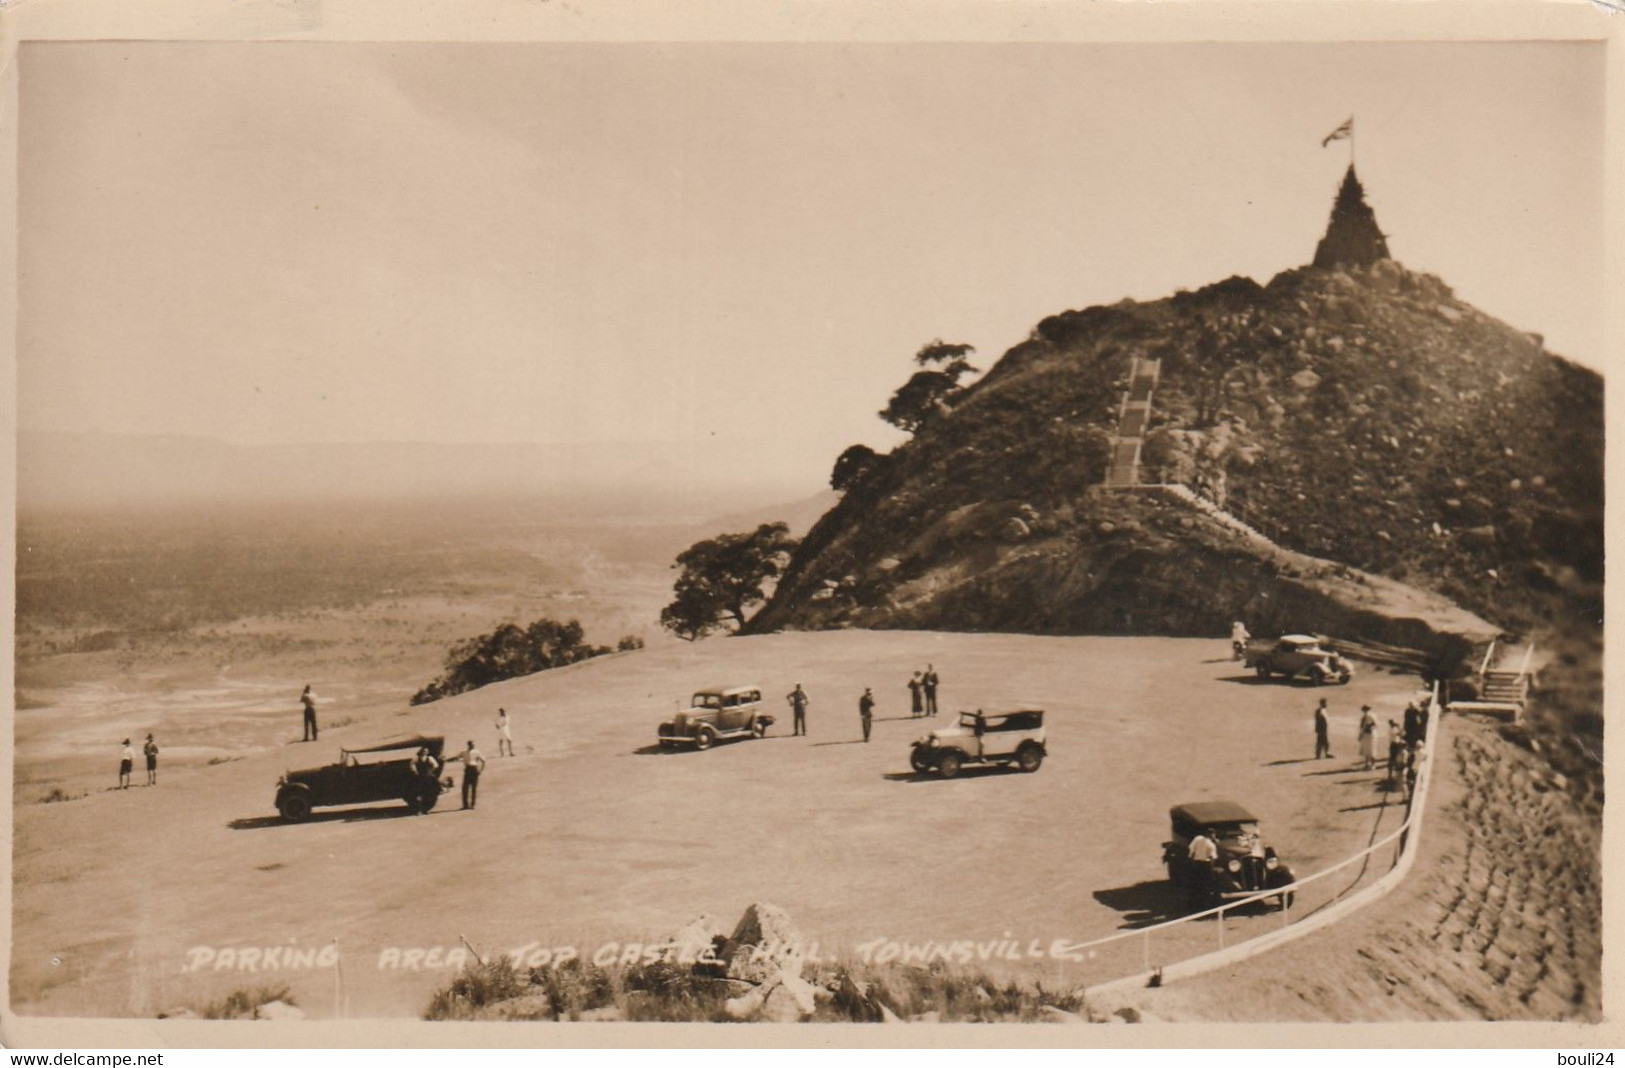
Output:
[{"xmin": 20, "ymin": 41, "xmax": 1606, "ymax": 489}]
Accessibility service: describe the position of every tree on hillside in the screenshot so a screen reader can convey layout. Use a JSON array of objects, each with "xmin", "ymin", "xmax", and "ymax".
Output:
[
  {"xmin": 831, "ymin": 444, "xmax": 882, "ymax": 492},
  {"xmin": 659, "ymin": 522, "xmax": 800, "ymax": 641},
  {"xmin": 879, "ymin": 339, "xmax": 978, "ymax": 433},
  {"xmin": 410, "ymin": 616, "xmax": 613, "ymax": 704},
  {"xmin": 913, "ymin": 339, "xmax": 975, "ymax": 367}
]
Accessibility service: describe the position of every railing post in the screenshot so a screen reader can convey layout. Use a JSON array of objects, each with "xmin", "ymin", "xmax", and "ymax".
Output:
[
  {"xmin": 1518, "ymin": 641, "xmax": 1535, "ymax": 678},
  {"xmin": 1217, "ymin": 908, "xmax": 1225, "ymax": 950},
  {"xmin": 1142, "ymin": 930, "xmax": 1150, "ymax": 972}
]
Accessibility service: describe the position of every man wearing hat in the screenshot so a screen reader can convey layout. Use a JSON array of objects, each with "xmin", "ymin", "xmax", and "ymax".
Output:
[
  {"xmin": 858, "ymin": 688, "xmax": 875, "ymax": 743},
  {"xmin": 143, "ymin": 733, "xmax": 159, "ymax": 785},
  {"xmin": 118, "ymin": 739, "xmax": 134, "ymax": 789}
]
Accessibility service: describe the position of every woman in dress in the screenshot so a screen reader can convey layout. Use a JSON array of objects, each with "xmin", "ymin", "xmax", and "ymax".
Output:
[{"xmin": 1357, "ymin": 706, "xmax": 1377, "ymax": 770}]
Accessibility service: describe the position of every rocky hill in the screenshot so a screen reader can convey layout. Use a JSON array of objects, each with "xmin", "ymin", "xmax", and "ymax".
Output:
[{"xmin": 749, "ymin": 169, "xmax": 1602, "ymax": 792}]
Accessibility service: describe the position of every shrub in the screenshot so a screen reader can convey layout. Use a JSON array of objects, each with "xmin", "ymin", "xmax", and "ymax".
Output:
[
  {"xmin": 412, "ymin": 617, "xmax": 614, "ymax": 704},
  {"xmin": 200, "ymin": 984, "xmax": 295, "ymax": 1020},
  {"xmin": 424, "ymin": 957, "xmax": 528, "ymax": 1020}
]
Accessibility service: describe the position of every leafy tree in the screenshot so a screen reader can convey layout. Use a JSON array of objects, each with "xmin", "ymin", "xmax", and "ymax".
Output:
[
  {"xmin": 913, "ymin": 339, "xmax": 975, "ymax": 367},
  {"xmin": 831, "ymin": 444, "xmax": 881, "ymax": 492},
  {"xmin": 411, "ymin": 616, "xmax": 613, "ymax": 704},
  {"xmin": 659, "ymin": 522, "xmax": 799, "ymax": 641},
  {"xmin": 879, "ymin": 340, "xmax": 978, "ymax": 433}
]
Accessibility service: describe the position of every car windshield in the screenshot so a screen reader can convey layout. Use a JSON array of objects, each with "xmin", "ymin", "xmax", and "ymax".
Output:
[
  {"xmin": 1211, "ymin": 822, "xmax": 1260, "ymax": 841},
  {"xmin": 958, "ymin": 712, "xmax": 983, "ymax": 728},
  {"xmin": 692, "ymin": 694, "xmax": 722, "ymax": 709}
]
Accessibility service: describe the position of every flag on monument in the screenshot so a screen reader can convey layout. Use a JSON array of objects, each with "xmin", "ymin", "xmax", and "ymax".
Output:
[{"xmin": 1322, "ymin": 117, "xmax": 1353, "ymax": 147}]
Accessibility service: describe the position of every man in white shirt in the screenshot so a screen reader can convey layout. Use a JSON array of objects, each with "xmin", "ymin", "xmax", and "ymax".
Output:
[
  {"xmin": 1188, "ymin": 832, "xmax": 1218, "ymax": 865},
  {"xmin": 459, "ymin": 740, "xmax": 487, "ymax": 810},
  {"xmin": 118, "ymin": 739, "xmax": 135, "ymax": 789},
  {"xmin": 300, "ymin": 685, "xmax": 319, "ymax": 742}
]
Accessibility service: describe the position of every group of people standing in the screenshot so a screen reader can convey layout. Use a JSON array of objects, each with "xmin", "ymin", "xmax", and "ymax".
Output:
[
  {"xmin": 785, "ymin": 666, "xmax": 945, "ymax": 744},
  {"xmin": 907, "ymin": 666, "xmax": 941, "ymax": 717},
  {"xmin": 1315, "ymin": 696, "xmax": 1431, "ymax": 794},
  {"xmin": 117, "ymin": 734, "xmax": 159, "ymax": 788}
]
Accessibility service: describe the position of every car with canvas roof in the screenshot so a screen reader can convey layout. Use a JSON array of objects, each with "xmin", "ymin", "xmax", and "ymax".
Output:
[
  {"xmin": 909, "ymin": 708, "xmax": 1047, "ymax": 778},
  {"xmin": 274, "ymin": 734, "xmax": 452, "ymax": 821}
]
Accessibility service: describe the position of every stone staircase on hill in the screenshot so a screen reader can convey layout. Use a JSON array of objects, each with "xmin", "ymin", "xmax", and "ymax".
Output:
[
  {"xmin": 1450, "ymin": 639, "xmax": 1534, "ymax": 722},
  {"xmin": 1105, "ymin": 355, "xmax": 1161, "ymax": 487}
]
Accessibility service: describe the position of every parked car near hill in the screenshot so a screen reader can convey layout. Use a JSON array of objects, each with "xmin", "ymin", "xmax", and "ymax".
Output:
[
  {"xmin": 909, "ymin": 708, "xmax": 1046, "ymax": 778},
  {"xmin": 275, "ymin": 734, "xmax": 452, "ymax": 821},
  {"xmin": 658, "ymin": 685, "xmax": 774, "ymax": 749},
  {"xmin": 1244, "ymin": 634, "xmax": 1353, "ymax": 684},
  {"xmin": 1162, "ymin": 801, "xmax": 1296, "ymax": 909}
]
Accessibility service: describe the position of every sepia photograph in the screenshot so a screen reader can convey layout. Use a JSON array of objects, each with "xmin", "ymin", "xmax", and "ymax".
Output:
[{"xmin": 4, "ymin": 2, "xmax": 1615, "ymax": 1047}]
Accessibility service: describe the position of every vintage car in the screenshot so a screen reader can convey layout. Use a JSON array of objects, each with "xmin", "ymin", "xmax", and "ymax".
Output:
[
  {"xmin": 1244, "ymin": 634, "xmax": 1354, "ymax": 684},
  {"xmin": 274, "ymin": 734, "xmax": 452, "ymax": 821},
  {"xmin": 909, "ymin": 708, "xmax": 1046, "ymax": 778},
  {"xmin": 658, "ymin": 685, "xmax": 774, "ymax": 750},
  {"xmin": 1162, "ymin": 801, "xmax": 1296, "ymax": 908}
]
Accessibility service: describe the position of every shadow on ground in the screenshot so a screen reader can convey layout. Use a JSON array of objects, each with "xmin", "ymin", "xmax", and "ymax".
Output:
[
  {"xmin": 1092, "ymin": 880, "xmax": 1193, "ymax": 929},
  {"xmin": 228, "ymin": 804, "xmax": 431, "ymax": 830}
]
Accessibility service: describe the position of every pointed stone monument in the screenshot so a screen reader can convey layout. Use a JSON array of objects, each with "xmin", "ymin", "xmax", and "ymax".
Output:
[{"xmin": 1312, "ymin": 165, "xmax": 1391, "ymax": 270}]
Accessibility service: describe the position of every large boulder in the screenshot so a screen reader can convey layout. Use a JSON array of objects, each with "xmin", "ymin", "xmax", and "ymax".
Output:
[
  {"xmin": 721, "ymin": 902, "xmax": 807, "ymax": 981},
  {"xmin": 669, "ymin": 913, "xmax": 726, "ymax": 964},
  {"xmin": 761, "ymin": 974, "xmax": 818, "ymax": 1022},
  {"xmin": 253, "ymin": 1000, "xmax": 305, "ymax": 1021},
  {"xmin": 723, "ymin": 982, "xmax": 769, "ymax": 1021}
]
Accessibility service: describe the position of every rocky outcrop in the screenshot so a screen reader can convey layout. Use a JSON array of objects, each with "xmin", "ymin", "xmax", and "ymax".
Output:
[{"xmin": 752, "ymin": 250, "xmax": 1600, "ymax": 680}]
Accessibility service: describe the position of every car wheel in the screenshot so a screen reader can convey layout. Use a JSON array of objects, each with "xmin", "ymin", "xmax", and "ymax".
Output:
[
  {"xmin": 694, "ymin": 726, "xmax": 716, "ymax": 750},
  {"xmin": 1255, "ymin": 665, "xmax": 1270, "ymax": 679},
  {"xmin": 1277, "ymin": 891, "xmax": 1295, "ymax": 910},
  {"xmin": 752, "ymin": 718, "xmax": 768, "ymax": 739},
  {"xmin": 277, "ymin": 792, "xmax": 312, "ymax": 822},
  {"xmin": 414, "ymin": 786, "xmax": 438, "ymax": 814},
  {"xmin": 1015, "ymin": 744, "xmax": 1044, "ymax": 773},
  {"xmin": 910, "ymin": 749, "xmax": 931, "ymax": 773},
  {"xmin": 936, "ymin": 751, "xmax": 963, "ymax": 779}
]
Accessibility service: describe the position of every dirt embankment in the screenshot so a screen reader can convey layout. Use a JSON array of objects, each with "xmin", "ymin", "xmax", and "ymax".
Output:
[{"xmin": 1089, "ymin": 717, "xmax": 1601, "ymax": 1022}]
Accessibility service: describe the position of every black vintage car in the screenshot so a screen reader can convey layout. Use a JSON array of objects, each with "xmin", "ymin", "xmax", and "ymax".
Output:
[
  {"xmin": 1162, "ymin": 801, "xmax": 1296, "ymax": 909},
  {"xmin": 275, "ymin": 734, "xmax": 452, "ymax": 821}
]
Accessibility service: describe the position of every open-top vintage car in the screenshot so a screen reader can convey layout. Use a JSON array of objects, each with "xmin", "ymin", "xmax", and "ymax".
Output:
[
  {"xmin": 658, "ymin": 686, "xmax": 774, "ymax": 750},
  {"xmin": 275, "ymin": 734, "xmax": 452, "ymax": 821},
  {"xmin": 1162, "ymin": 801, "xmax": 1296, "ymax": 909},
  {"xmin": 909, "ymin": 708, "xmax": 1046, "ymax": 778},
  {"xmin": 1244, "ymin": 634, "xmax": 1353, "ymax": 684}
]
